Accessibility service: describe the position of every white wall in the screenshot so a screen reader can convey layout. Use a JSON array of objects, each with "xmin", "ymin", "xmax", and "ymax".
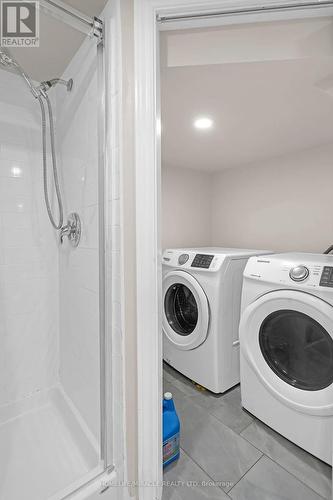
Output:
[
  {"xmin": 162, "ymin": 165, "xmax": 212, "ymax": 249},
  {"xmin": 211, "ymin": 144, "xmax": 333, "ymax": 253},
  {"xmin": 163, "ymin": 144, "xmax": 333, "ymax": 254},
  {"xmin": 0, "ymin": 70, "xmax": 59, "ymax": 406}
]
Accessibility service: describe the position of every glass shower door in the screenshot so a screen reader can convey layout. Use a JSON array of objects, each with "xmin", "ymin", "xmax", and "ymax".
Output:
[{"xmin": 0, "ymin": 4, "xmax": 108, "ymax": 499}]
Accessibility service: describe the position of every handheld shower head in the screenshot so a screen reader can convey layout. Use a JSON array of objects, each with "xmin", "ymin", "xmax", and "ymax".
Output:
[
  {"xmin": 0, "ymin": 48, "xmax": 40, "ymax": 98},
  {"xmin": 0, "ymin": 49, "xmax": 18, "ymax": 68}
]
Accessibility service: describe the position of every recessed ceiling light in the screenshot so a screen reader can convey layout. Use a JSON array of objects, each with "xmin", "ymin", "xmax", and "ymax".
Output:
[
  {"xmin": 11, "ymin": 166, "xmax": 22, "ymax": 177},
  {"xmin": 194, "ymin": 117, "xmax": 213, "ymax": 130}
]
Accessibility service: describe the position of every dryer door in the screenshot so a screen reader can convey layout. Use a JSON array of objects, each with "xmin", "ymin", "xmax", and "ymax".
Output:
[
  {"xmin": 163, "ymin": 271, "xmax": 209, "ymax": 350},
  {"xmin": 240, "ymin": 290, "xmax": 333, "ymax": 416}
]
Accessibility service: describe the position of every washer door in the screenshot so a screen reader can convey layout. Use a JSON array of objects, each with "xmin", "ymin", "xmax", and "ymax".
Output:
[
  {"xmin": 240, "ymin": 290, "xmax": 333, "ymax": 416},
  {"xmin": 163, "ymin": 271, "xmax": 209, "ymax": 350}
]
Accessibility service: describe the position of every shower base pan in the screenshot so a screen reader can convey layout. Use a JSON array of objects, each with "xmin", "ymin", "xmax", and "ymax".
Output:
[{"xmin": 0, "ymin": 386, "xmax": 101, "ymax": 500}]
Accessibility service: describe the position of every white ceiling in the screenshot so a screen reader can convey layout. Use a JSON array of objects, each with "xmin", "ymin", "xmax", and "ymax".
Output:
[
  {"xmin": 161, "ymin": 18, "xmax": 333, "ymax": 171},
  {"xmin": 1, "ymin": 0, "xmax": 108, "ymax": 82},
  {"xmin": 62, "ymin": 0, "xmax": 107, "ymax": 17}
]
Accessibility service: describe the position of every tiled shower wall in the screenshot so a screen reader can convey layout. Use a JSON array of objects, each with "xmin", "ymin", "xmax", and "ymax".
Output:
[
  {"xmin": 0, "ymin": 70, "xmax": 59, "ymax": 406},
  {"xmin": 57, "ymin": 38, "xmax": 101, "ymax": 441}
]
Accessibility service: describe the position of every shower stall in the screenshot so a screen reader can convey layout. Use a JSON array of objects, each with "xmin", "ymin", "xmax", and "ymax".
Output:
[{"xmin": 0, "ymin": 2, "xmax": 114, "ymax": 499}]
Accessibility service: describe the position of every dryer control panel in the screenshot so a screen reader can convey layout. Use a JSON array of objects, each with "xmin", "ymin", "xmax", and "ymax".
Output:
[
  {"xmin": 320, "ymin": 267, "xmax": 333, "ymax": 287},
  {"xmin": 191, "ymin": 254, "xmax": 214, "ymax": 269}
]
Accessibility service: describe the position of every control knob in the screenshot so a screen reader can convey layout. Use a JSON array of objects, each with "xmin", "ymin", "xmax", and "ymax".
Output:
[
  {"xmin": 178, "ymin": 254, "xmax": 189, "ymax": 265},
  {"xmin": 289, "ymin": 265, "xmax": 309, "ymax": 282}
]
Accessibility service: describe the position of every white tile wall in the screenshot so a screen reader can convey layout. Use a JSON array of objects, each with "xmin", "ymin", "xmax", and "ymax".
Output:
[{"xmin": 0, "ymin": 69, "xmax": 59, "ymax": 406}]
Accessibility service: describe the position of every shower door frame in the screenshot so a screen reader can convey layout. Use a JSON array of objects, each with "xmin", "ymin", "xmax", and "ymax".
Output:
[
  {"xmin": 62, "ymin": 3, "xmax": 120, "ymax": 498},
  {"xmin": 134, "ymin": 1, "xmax": 333, "ymax": 499}
]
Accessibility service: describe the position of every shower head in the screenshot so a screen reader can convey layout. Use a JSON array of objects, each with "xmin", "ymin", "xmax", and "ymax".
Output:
[
  {"xmin": 0, "ymin": 48, "xmax": 73, "ymax": 100},
  {"xmin": 38, "ymin": 78, "xmax": 73, "ymax": 93}
]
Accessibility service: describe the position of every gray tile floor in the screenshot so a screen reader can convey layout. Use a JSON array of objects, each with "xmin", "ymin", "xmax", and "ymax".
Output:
[{"xmin": 163, "ymin": 362, "xmax": 332, "ymax": 500}]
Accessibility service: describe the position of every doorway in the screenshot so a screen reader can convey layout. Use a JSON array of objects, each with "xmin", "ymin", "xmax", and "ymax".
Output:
[{"xmin": 134, "ymin": 2, "xmax": 333, "ymax": 499}]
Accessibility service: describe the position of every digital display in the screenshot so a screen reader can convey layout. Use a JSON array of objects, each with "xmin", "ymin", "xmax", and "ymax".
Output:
[
  {"xmin": 191, "ymin": 254, "xmax": 214, "ymax": 269},
  {"xmin": 320, "ymin": 266, "xmax": 333, "ymax": 287}
]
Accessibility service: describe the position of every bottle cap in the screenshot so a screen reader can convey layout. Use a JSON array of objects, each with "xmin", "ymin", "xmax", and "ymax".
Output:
[{"xmin": 164, "ymin": 392, "xmax": 173, "ymax": 400}]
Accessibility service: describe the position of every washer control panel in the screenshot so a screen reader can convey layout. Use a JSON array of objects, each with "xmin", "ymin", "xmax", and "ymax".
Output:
[
  {"xmin": 191, "ymin": 254, "xmax": 214, "ymax": 269},
  {"xmin": 162, "ymin": 250, "xmax": 225, "ymax": 272},
  {"xmin": 244, "ymin": 254, "xmax": 333, "ymax": 289},
  {"xmin": 320, "ymin": 266, "xmax": 333, "ymax": 287},
  {"xmin": 289, "ymin": 265, "xmax": 309, "ymax": 282}
]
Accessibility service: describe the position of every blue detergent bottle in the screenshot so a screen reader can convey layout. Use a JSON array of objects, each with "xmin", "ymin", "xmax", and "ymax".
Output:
[{"xmin": 163, "ymin": 392, "xmax": 180, "ymax": 467}]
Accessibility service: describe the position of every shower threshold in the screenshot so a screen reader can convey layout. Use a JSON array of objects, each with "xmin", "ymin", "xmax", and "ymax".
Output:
[{"xmin": 0, "ymin": 386, "xmax": 101, "ymax": 500}]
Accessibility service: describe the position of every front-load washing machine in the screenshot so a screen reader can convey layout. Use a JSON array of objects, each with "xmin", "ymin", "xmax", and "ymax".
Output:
[
  {"xmin": 240, "ymin": 253, "xmax": 333, "ymax": 464},
  {"xmin": 162, "ymin": 247, "xmax": 271, "ymax": 393}
]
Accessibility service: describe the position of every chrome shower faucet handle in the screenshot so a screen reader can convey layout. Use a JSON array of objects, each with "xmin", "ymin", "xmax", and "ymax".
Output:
[{"xmin": 60, "ymin": 213, "xmax": 81, "ymax": 247}]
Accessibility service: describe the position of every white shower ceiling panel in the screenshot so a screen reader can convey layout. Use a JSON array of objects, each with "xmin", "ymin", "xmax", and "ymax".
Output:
[{"xmin": 4, "ymin": 0, "xmax": 107, "ymax": 82}]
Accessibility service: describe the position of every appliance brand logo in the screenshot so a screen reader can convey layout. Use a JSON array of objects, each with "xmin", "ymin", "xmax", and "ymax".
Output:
[{"xmin": 1, "ymin": 1, "xmax": 39, "ymax": 47}]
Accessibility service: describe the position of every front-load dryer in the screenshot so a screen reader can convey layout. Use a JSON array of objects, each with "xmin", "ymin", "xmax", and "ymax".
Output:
[
  {"xmin": 162, "ymin": 247, "xmax": 271, "ymax": 393},
  {"xmin": 240, "ymin": 253, "xmax": 333, "ymax": 464}
]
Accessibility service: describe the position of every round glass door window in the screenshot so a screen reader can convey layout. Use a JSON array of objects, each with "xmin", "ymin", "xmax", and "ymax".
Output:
[
  {"xmin": 259, "ymin": 309, "xmax": 333, "ymax": 391},
  {"xmin": 164, "ymin": 283, "xmax": 198, "ymax": 336}
]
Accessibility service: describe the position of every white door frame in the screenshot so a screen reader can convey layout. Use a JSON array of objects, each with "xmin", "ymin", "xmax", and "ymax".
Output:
[{"xmin": 133, "ymin": 1, "xmax": 333, "ymax": 499}]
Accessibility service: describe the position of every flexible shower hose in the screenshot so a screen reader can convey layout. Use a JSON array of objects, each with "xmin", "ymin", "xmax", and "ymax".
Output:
[
  {"xmin": 0, "ymin": 49, "xmax": 64, "ymax": 230},
  {"xmin": 37, "ymin": 93, "xmax": 64, "ymax": 230}
]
